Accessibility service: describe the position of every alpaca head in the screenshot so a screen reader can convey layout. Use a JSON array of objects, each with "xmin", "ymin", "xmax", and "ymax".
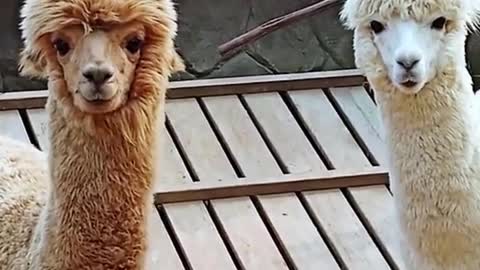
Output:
[
  {"xmin": 340, "ymin": 0, "xmax": 480, "ymax": 95},
  {"xmin": 18, "ymin": 0, "xmax": 185, "ymax": 115},
  {"xmin": 47, "ymin": 22, "xmax": 146, "ymax": 114}
]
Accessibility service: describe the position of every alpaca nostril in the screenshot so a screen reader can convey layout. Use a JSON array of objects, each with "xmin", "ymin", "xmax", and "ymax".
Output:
[
  {"xmin": 83, "ymin": 68, "xmax": 113, "ymax": 85},
  {"xmin": 396, "ymin": 57, "xmax": 420, "ymax": 71}
]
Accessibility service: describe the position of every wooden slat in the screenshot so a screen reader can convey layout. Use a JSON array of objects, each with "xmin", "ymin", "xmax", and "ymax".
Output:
[
  {"xmin": 342, "ymin": 186, "xmax": 401, "ymax": 268},
  {"xmin": 202, "ymin": 95, "xmax": 340, "ymax": 269},
  {"xmin": 154, "ymin": 127, "xmax": 191, "ymax": 194},
  {"xmin": 289, "ymin": 90, "xmax": 372, "ymax": 168},
  {"xmin": 26, "ymin": 109, "xmax": 187, "ymax": 270},
  {"xmin": 155, "ymin": 167, "xmax": 387, "ymax": 203},
  {"xmin": 0, "ymin": 69, "xmax": 365, "ymax": 110},
  {"xmin": 0, "ymin": 110, "xmax": 29, "ymax": 142},
  {"xmin": 329, "ymin": 86, "xmax": 404, "ymax": 269},
  {"xmin": 288, "ymin": 89, "xmax": 391, "ymax": 269},
  {"xmin": 328, "ymin": 87, "xmax": 385, "ymax": 163},
  {"xmin": 242, "ymin": 93, "xmax": 319, "ymax": 175},
  {"xmin": 159, "ymin": 126, "xmax": 237, "ymax": 270},
  {"xmin": 146, "ymin": 206, "xmax": 185, "ymax": 270},
  {"xmin": 301, "ymin": 189, "xmax": 389, "ymax": 269},
  {"xmin": 245, "ymin": 91, "xmax": 389, "ymax": 269},
  {"xmin": 166, "ymin": 98, "xmax": 289, "ymax": 269}
]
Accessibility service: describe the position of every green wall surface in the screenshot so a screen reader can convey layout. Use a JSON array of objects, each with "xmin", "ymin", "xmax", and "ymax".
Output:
[{"xmin": 1, "ymin": 0, "xmax": 479, "ymax": 92}]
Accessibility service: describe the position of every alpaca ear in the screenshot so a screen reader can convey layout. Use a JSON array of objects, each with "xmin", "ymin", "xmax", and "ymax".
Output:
[
  {"xmin": 339, "ymin": 0, "xmax": 359, "ymax": 30},
  {"xmin": 169, "ymin": 50, "xmax": 186, "ymax": 73},
  {"xmin": 467, "ymin": 0, "xmax": 480, "ymax": 32},
  {"xmin": 18, "ymin": 48, "xmax": 49, "ymax": 79}
]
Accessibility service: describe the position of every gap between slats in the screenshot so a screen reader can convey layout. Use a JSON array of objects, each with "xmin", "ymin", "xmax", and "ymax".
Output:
[
  {"xmin": 18, "ymin": 109, "xmax": 41, "ymax": 149},
  {"xmin": 156, "ymin": 205, "xmax": 192, "ymax": 270}
]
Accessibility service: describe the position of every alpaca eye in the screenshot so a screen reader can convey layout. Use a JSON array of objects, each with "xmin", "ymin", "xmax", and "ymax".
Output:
[
  {"xmin": 126, "ymin": 37, "xmax": 143, "ymax": 54},
  {"xmin": 53, "ymin": 39, "xmax": 70, "ymax": 56},
  {"xmin": 431, "ymin": 17, "xmax": 447, "ymax": 30},
  {"xmin": 370, "ymin": 20, "xmax": 385, "ymax": 34}
]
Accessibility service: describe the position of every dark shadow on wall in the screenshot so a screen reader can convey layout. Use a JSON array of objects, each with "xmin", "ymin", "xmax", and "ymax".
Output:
[
  {"xmin": 0, "ymin": 0, "xmax": 47, "ymax": 92},
  {"xmin": 467, "ymin": 32, "xmax": 480, "ymax": 92}
]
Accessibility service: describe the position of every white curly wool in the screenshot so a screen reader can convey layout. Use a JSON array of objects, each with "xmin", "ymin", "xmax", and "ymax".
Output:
[
  {"xmin": 0, "ymin": 135, "xmax": 47, "ymax": 198},
  {"xmin": 341, "ymin": 0, "xmax": 480, "ymax": 269},
  {"xmin": 0, "ymin": 135, "xmax": 47, "ymax": 270}
]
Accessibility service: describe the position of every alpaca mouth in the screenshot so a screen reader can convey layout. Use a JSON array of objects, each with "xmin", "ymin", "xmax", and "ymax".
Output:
[
  {"xmin": 88, "ymin": 99, "xmax": 113, "ymax": 106},
  {"xmin": 401, "ymin": 80, "xmax": 418, "ymax": 88},
  {"xmin": 83, "ymin": 99, "xmax": 116, "ymax": 113},
  {"xmin": 75, "ymin": 94, "xmax": 123, "ymax": 114}
]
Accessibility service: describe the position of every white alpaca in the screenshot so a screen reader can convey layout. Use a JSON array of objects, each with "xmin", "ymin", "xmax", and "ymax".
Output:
[{"xmin": 340, "ymin": 0, "xmax": 480, "ymax": 269}]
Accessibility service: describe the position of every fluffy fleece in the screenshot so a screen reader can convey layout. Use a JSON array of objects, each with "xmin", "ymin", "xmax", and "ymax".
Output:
[
  {"xmin": 0, "ymin": 0, "xmax": 184, "ymax": 269},
  {"xmin": 341, "ymin": 0, "xmax": 480, "ymax": 269}
]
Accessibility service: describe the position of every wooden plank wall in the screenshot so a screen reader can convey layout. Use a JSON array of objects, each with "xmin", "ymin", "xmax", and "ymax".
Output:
[{"xmin": 0, "ymin": 72, "xmax": 404, "ymax": 270}]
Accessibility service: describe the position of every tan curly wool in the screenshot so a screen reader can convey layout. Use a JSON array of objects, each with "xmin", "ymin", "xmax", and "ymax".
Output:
[{"xmin": 0, "ymin": 0, "xmax": 184, "ymax": 269}]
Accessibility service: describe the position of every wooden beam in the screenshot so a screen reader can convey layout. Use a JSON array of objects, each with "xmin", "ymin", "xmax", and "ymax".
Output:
[
  {"xmin": 0, "ymin": 90, "xmax": 48, "ymax": 111},
  {"xmin": 0, "ymin": 69, "xmax": 365, "ymax": 110},
  {"xmin": 168, "ymin": 69, "xmax": 365, "ymax": 98},
  {"xmin": 154, "ymin": 166, "xmax": 388, "ymax": 204}
]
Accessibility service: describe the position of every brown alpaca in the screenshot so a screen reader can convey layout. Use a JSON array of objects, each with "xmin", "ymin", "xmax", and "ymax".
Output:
[{"xmin": 0, "ymin": 0, "xmax": 184, "ymax": 269}]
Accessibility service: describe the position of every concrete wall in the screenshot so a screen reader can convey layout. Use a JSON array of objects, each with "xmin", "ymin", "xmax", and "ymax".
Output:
[{"xmin": 2, "ymin": 0, "xmax": 480, "ymax": 92}]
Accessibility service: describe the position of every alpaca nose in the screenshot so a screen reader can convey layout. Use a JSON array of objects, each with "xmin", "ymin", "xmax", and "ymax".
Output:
[
  {"xmin": 396, "ymin": 57, "xmax": 420, "ymax": 71},
  {"xmin": 83, "ymin": 67, "xmax": 113, "ymax": 85}
]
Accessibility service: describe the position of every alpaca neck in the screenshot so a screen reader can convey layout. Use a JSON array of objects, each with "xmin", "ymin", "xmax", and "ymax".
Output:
[
  {"xmin": 37, "ymin": 98, "xmax": 160, "ymax": 269},
  {"xmin": 374, "ymin": 67, "xmax": 480, "ymax": 195}
]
